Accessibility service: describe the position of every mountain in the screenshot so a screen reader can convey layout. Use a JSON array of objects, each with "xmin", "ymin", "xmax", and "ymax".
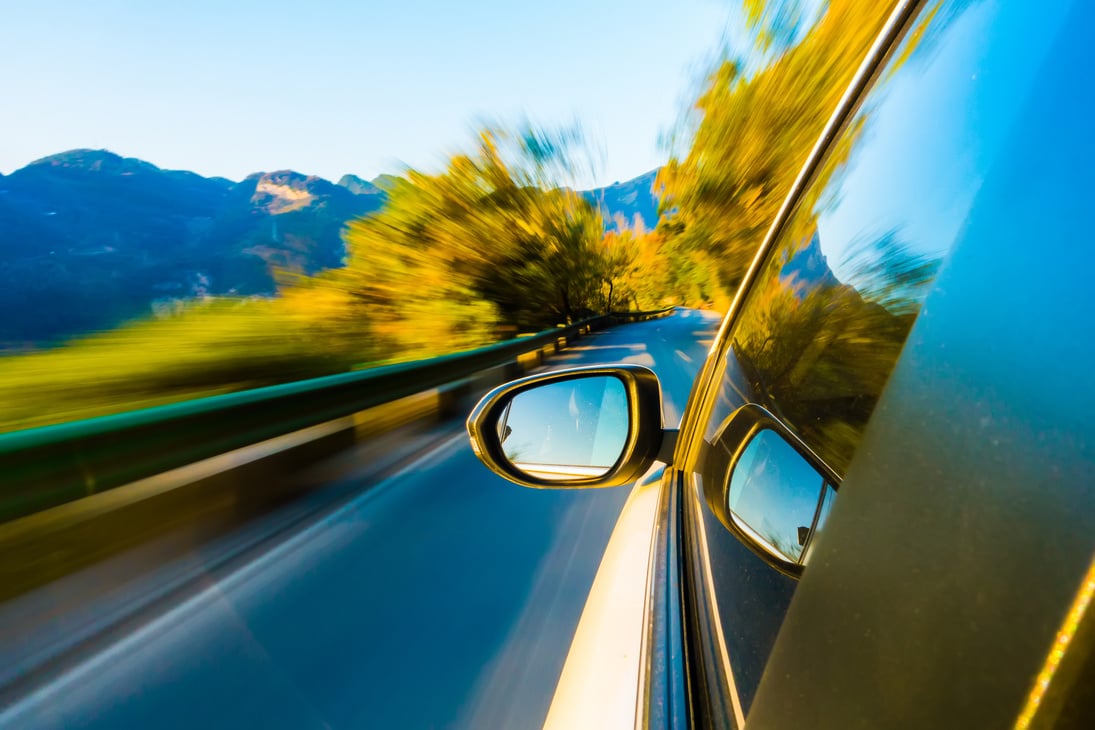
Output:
[
  {"xmin": 216, "ymin": 169, "xmax": 383, "ymax": 274},
  {"xmin": 582, "ymin": 169, "xmax": 660, "ymax": 232},
  {"xmin": 0, "ymin": 151, "xmax": 660, "ymax": 346},
  {"xmin": 370, "ymin": 174, "xmax": 402, "ymax": 192},
  {"xmin": 0, "ymin": 150, "xmax": 386, "ymax": 346},
  {"xmin": 337, "ymin": 174, "xmax": 384, "ymax": 197}
]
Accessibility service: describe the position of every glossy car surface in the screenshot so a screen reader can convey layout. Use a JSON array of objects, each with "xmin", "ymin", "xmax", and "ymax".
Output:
[{"xmin": 469, "ymin": 0, "xmax": 1095, "ymax": 726}]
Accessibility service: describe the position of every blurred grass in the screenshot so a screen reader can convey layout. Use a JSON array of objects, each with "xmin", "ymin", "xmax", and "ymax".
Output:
[{"xmin": 0, "ymin": 292, "xmax": 382, "ymax": 433}]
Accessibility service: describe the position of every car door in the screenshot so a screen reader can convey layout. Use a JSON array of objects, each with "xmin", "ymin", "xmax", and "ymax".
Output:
[{"xmin": 672, "ymin": 0, "xmax": 1093, "ymax": 725}]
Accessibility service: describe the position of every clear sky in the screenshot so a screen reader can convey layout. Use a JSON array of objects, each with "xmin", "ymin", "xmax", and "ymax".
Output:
[{"xmin": 1, "ymin": 0, "xmax": 734, "ymax": 188}]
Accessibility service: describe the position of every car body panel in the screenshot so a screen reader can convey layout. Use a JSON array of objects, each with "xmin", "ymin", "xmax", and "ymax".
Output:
[
  {"xmin": 744, "ymin": 1, "xmax": 1095, "ymax": 724},
  {"xmin": 679, "ymin": 0, "xmax": 1094, "ymax": 724}
]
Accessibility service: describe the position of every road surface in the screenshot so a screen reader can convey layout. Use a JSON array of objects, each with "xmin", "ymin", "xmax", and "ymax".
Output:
[{"xmin": 1, "ymin": 309, "xmax": 721, "ymax": 729}]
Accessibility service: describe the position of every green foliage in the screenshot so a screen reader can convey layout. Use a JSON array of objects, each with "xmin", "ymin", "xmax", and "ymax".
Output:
[{"xmin": 0, "ymin": 294, "xmax": 380, "ymax": 432}]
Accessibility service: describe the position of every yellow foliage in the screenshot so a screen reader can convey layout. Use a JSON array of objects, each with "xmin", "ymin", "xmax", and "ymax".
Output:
[{"xmin": 657, "ymin": 0, "xmax": 898, "ymax": 304}]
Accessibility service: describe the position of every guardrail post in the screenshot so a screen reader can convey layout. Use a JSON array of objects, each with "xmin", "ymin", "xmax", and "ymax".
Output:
[{"xmin": 437, "ymin": 381, "xmax": 471, "ymax": 420}]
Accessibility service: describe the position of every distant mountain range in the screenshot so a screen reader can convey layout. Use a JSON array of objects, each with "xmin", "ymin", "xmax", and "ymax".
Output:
[
  {"xmin": 580, "ymin": 169, "xmax": 660, "ymax": 233},
  {"xmin": 0, "ymin": 149, "xmax": 659, "ymax": 346}
]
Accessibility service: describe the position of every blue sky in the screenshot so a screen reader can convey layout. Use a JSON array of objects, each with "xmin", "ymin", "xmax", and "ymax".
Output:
[{"xmin": 2, "ymin": 0, "xmax": 735, "ymax": 188}]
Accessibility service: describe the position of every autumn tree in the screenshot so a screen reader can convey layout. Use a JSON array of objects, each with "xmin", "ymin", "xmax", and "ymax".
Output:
[
  {"xmin": 315, "ymin": 125, "xmax": 631, "ymax": 356},
  {"xmin": 656, "ymin": 0, "xmax": 897, "ymax": 305}
]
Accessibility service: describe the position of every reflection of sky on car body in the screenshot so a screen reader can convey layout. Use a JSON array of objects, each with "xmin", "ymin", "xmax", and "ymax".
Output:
[
  {"xmin": 503, "ymin": 377, "xmax": 628, "ymax": 469},
  {"xmin": 817, "ymin": 1, "xmax": 1071, "ymax": 290}
]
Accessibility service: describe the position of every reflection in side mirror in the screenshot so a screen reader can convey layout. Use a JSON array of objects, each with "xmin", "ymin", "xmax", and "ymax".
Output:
[
  {"xmin": 467, "ymin": 365, "xmax": 668, "ymax": 489},
  {"xmin": 727, "ymin": 428, "xmax": 836, "ymax": 571},
  {"xmin": 500, "ymin": 377, "xmax": 629, "ymax": 480}
]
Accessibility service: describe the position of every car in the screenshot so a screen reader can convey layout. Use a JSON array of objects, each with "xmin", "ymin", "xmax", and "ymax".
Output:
[{"xmin": 466, "ymin": 0, "xmax": 1095, "ymax": 727}]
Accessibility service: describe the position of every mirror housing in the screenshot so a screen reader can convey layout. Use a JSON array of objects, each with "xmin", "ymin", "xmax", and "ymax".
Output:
[
  {"xmin": 466, "ymin": 365, "xmax": 669, "ymax": 488},
  {"xmin": 706, "ymin": 404, "xmax": 840, "ymax": 579}
]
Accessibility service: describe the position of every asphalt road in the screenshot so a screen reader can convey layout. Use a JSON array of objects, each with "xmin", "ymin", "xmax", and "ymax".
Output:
[{"xmin": 2, "ymin": 309, "xmax": 721, "ymax": 730}]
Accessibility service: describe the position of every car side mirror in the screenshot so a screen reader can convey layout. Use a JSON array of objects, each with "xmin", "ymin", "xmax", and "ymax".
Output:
[
  {"xmin": 466, "ymin": 365, "xmax": 671, "ymax": 488},
  {"xmin": 727, "ymin": 427, "xmax": 837, "ymax": 574},
  {"xmin": 707, "ymin": 404, "xmax": 840, "ymax": 579}
]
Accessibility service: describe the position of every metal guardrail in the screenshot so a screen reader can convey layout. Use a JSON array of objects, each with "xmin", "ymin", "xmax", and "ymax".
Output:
[{"xmin": 0, "ymin": 308, "xmax": 674, "ymax": 524}]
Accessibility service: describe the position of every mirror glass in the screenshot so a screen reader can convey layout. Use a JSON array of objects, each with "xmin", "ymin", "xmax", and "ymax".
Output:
[
  {"xmin": 727, "ymin": 429, "xmax": 827, "ymax": 564},
  {"xmin": 499, "ymin": 375, "xmax": 629, "ymax": 480}
]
